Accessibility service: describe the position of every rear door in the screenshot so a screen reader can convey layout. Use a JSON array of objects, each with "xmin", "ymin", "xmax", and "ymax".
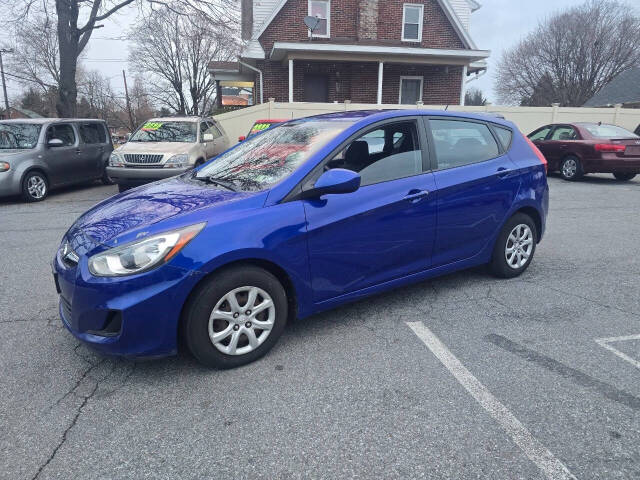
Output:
[
  {"xmin": 44, "ymin": 123, "xmax": 83, "ymax": 185},
  {"xmin": 303, "ymin": 118, "xmax": 437, "ymax": 302},
  {"xmin": 78, "ymin": 122, "xmax": 109, "ymax": 179},
  {"xmin": 428, "ymin": 117, "xmax": 521, "ymax": 267}
]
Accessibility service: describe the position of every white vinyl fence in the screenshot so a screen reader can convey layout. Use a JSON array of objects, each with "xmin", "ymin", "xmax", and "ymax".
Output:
[{"xmin": 215, "ymin": 101, "xmax": 640, "ymax": 143}]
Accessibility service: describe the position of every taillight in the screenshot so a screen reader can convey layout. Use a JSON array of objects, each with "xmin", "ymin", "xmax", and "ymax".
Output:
[
  {"xmin": 525, "ymin": 136, "xmax": 547, "ymax": 174},
  {"xmin": 594, "ymin": 143, "xmax": 626, "ymax": 153}
]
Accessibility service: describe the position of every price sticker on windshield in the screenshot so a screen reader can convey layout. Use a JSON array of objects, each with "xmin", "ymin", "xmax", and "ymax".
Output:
[
  {"xmin": 250, "ymin": 123, "xmax": 273, "ymax": 135},
  {"xmin": 142, "ymin": 122, "xmax": 163, "ymax": 131}
]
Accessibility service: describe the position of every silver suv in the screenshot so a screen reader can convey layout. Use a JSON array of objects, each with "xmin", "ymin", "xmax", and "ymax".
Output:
[
  {"xmin": 0, "ymin": 119, "xmax": 113, "ymax": 202},
  {"xmin": 107, "ymin": 116, "xmax": 230, "ymax": 192}
]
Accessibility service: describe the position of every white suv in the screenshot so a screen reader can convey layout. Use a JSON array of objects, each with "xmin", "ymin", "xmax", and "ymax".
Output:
[{"xmin": 107, "ymin": 116, "xmax": 229, "ymax": 192}]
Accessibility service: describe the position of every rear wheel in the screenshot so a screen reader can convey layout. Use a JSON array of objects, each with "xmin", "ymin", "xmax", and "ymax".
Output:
[
  {"xmin": 21, "ymin": 171, "xmax": 49, "ymax": 202},
  {"xmin": 490, "ymin": 213, "xmax": 537, "ymax": 278},
  {"xmin": 613, "ymin": 172, "xmax": 636, "ymax": 181},
  {"xmin": 182, "ymin": 266, "xmax": 288, "ymax": 369},
  {"xmin": 560, "ymin": 156, "xmax": 583, "ymax": 181}
]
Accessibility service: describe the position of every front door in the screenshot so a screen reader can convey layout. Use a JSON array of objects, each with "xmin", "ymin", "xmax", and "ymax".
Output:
[
  {"xmin": 303, "ymin": 119, "xmax": 437, "ymax": 302},
  {"xmin": 303, "ymin": 74, "xmax": 329, "ymax": 102},
  {"xmin": 428, "ymin": 117, "xmax": 521, "ymax": 266},
  {"xmin": 543, "ymin": 125, "xmax": 580, "ymax": 170}
]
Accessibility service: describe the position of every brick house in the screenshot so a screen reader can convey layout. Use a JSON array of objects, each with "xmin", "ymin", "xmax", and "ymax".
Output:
[{"xmin": 209, "ymin": 0, "xmax": 488, "ymax": 106}]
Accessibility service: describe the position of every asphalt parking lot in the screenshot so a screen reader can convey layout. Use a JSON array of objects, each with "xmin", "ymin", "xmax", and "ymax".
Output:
[{"xmin": 1, "ymin": 174, "xmax": 639, "ymax": 480}]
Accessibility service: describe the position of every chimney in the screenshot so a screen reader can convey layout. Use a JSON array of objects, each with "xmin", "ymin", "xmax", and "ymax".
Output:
[
  {"xmin": 241, "ymin": 0, "xmax": 253, "ymax": 41},
  {"xmin": 358, "ymin": 0, "xmax": 379, "ymax": 40}
]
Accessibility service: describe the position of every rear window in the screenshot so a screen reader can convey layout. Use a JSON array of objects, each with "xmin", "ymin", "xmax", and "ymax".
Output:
[
  {"xmin": 583, "ymin": 124, "xmax": 638, "ymax": 139},
  {"xmin": 79, "ymin": 123, "xmax": 106, "ymax": 144},
  {"xmin": 493, "ymin": 126, "xmax": 513, "ymax": 150}
]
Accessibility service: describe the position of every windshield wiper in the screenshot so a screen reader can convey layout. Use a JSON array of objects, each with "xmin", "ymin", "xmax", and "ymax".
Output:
[{"xmin": 193, "ymin": 175, "xmax": 237, "ymax": 192}]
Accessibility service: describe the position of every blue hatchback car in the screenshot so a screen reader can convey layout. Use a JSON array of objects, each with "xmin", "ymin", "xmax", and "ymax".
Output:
[{"xmin": 53, "ymin": 110, "xmax": 549, "ymax": 368}]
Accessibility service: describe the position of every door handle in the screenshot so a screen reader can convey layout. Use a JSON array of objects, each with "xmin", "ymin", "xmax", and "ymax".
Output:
[
  {"xmin": 404, "ymin": 189, "xmax": 430, "ymax": 203},
  {"xmin": 75, "ymin": 148, "xmax": 81, "ymax": 155},
  {"xmin": 496, "ymin": 167, "xmax": 513, "ymax": 178}
]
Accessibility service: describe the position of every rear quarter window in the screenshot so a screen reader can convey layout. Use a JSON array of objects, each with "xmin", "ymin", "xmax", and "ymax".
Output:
[{"xmin": 493, "ymin": 126, "xmax": 513, "ymax": 151}]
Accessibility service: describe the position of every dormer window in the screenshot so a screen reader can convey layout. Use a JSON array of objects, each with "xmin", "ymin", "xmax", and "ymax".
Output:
[
  {"xmin": 402, "ymin": 4, "xmax": 424, "ymax": 42},
  {"xmin": 309, "ymin": 0, "xmax": 330, "ymax": 38}
]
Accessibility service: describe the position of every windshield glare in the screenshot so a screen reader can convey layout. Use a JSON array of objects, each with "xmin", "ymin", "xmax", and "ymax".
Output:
[
  {"xmin": 130, "ymin": 121, "xmax": 197, "ymax": 143},
  {"xmin": 584, "ymin": 124, "xmax": 639, "ymax": 139},
  {"xmin": 0, "ymin": 123, "xmax": 42, "ymax": 149},
  {"xmin": 195, "ymin": 120, "xmax": 354, "ymax": 191}
]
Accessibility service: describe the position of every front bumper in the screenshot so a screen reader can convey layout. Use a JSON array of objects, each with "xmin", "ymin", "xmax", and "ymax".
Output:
[
  {"xmin": 53, "ymin": 247, "xmax": 204, "ymax": 358},
  {"xmin": 106, "ymin": 166, "xmax": 190, "ymax": 186},
  {"xmin": 0, "ymin": 169, "xmax": 22, "ymax": 197}
]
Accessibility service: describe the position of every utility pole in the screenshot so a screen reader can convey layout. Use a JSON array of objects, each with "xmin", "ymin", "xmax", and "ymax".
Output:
[
  {"xmin": 122, "ymin": 70, "xmax": 135, "ymax": 131},
  {"xmin": 0, "ymin": 48, "xmax": 12, "ymax": 119}
]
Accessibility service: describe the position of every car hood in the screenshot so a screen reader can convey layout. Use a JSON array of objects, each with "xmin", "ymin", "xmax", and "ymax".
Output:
[
  {"xmin": 0, "ymin": 149, "xmax": 30, "ymax": 156},
  {"xmin": 66, "ymin": 176, "xmax": 266, "ymax": 251},
  {"xmin": 118, "ymin": 142, "xmax": 195, "ymax": 155}
]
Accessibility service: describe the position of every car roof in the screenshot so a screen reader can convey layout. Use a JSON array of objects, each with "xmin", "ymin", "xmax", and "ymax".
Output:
[
  {"xmin": 292, "ymin": 109, "xmax": 515, "ymax": 129},
  {"xmin": 0, "ymin": 118, "xmax": 107, "ymax": 124},
  {"xmin": 146, "ymin": 116, "xmax": 206, "ymax": 123}
]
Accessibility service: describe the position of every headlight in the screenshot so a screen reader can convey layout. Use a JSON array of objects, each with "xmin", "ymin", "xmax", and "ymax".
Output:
[
  {"xmin": 88, "ymin": 223, "xmax": 205, "ymax": 277},
  {"xmin": 109, "ymin": 152, "xmax": 124, "ymax": 167},
  {"xmin": 0, "ymin": 161, "xmax": 9, "ymax": 172},
  {"xmin": 164, "ymin": 154, "xmax": 190, "ymax": 168}
]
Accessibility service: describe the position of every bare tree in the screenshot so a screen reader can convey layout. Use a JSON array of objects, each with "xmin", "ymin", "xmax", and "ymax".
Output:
[
  {"xmin": 496, "ymin": 0, "xmax": 640, "ymax": 106},
  {"xmin": 3, "ymin": 0, "xmax": 238, "ymax": 117},
  {"xmin": 129, "ymin": 6, "xmax": 239, "ymax": 115}
]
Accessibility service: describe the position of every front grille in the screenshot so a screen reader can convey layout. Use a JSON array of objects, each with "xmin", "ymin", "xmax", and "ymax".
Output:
[
  {"xmin": 60, "ymin": 296, "xmax": 72, "ymax": 320},
  {"xmin": 124, "ymin": 164, "xmax": 164, "ymax": 169},
  {"xmin": 124, "ymin": 154, "xmax": 164, "ymax": 164}
]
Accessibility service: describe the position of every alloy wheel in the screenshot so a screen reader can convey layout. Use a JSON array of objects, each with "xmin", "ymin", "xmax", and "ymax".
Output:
[
  {"xmin": 208, "ymin": 286, "xmax": 275, "ymax": 356},
  {"xmin": 505, "ymin": 224, "xmax": 533, "ymax": 269},
  {"xmin": 27, "ymin": 175, "xmax": 47, "ymax": 199},
  {"xmin": 562, "ymin": 158, "xmax": 577, "ymax": 179}
]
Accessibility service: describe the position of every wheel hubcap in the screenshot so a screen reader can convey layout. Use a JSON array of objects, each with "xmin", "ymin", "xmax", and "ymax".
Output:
[
  {"xmin": 562, "ymin": 159, "xmax": 577, "ymax": 178},
  {"xmin": 27, "ymin": 176, "xmax": 46, "ymax": 199},
  {"xmin": 505, "ymin": 224, "xmax": 533, "ymax": 269},
  {"xmin": 208, "ymin": 286, "xmax": 275, "ymax": 356}
]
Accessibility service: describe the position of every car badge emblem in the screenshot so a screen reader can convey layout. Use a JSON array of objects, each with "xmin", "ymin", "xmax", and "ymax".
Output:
[{"xmin": 140, "ymin": 155, "xmax": 147, "ymax": 161}]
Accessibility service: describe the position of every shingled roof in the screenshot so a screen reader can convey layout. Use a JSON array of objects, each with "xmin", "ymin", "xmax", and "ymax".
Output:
[{"xmin": 584, "ymin": 67, "xmax": 640, "ymax": 107}]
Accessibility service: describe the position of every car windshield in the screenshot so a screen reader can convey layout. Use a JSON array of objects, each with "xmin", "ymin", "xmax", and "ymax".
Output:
[
  {"xmin": 129, "ymin": 121, "xmax": 197, "ymax": 143},
  {"xmin": 0, "ymin": 123, "xmax": 42, "ymax": 149},
  {"xmin": 195, "ymin": 120, "xmax": 354, "ymax": 191},
  {"xmin": 583, "ymin": 124, "xmax": 639, "ymax": 139}
]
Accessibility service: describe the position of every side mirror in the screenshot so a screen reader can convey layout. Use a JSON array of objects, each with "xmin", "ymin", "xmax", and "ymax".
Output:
[
  {"xmin": 304, "ymin": 169, "xmax": 361, "ymax": 198},
  {"xmin": 48, "ymin": 138, "xmax": 64, "ymax": 148},
  {"xmin": 238, "ymin": 135, "xmax": 246, "ymax": 142},
  {"xmin": 203, "ymin": 133, "xmax": 214, "ymax": 142}
]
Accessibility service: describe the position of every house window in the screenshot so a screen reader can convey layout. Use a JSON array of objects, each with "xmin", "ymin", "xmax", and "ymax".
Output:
[
  {"xmin": 399, "ymin": 76, "xmax": 423, "ymax": 104},
  {"xmin": 402, "ymin": 4, "xmax": 424, "ymax": 42},
  {"xmin": 309, "ymin": 0, "xmax": 330, "ymax": 38}
]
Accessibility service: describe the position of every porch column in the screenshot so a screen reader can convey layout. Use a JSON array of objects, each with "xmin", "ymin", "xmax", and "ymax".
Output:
[
  {"xmin": 459, "ymin": 66, "xmax": 468, "ymax": 106},
  {"xmin": 288, "ymin": 59, "xmax": 294, "ymax": 103},
  {"xmin": 377, "ymin": 62, "xmax": 384, "ymax": 105}
]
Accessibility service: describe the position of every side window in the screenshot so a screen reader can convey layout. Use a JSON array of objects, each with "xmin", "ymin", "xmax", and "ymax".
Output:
[
  {"xmin": 550, "ymin": 126, "xmax": 578, "ymax": 141},
  {"xmin": 528, "ymin": 126, "xmax": 552, "ymax": 141},
  {"xmin": 209, "ymin": 122, "xmax": 223, "ymax": 138},
  {"xmin": 79, "ymin": 123, "xmax": 106, "ymax": 144},
  {"xmin": 47, "ymin": 124, "xmax": 76, "ymax": 146},
  {"xmin": 327, "ymin": 121, "xmax": 423, "ymax": 186},
  {"xmin": 493, "ymin": 126, "xmax": 513, "ymax": 151},
  {"xmin": 200, "ymin": 122, "xmax": 209, "ymax": 141},
  {"xmin": 430, "ymin": 119, "xmax": 500, "ymax": 170},
  {"xmin": 202, "ymin": 121, "xmax": 222, "ymax": 140}
]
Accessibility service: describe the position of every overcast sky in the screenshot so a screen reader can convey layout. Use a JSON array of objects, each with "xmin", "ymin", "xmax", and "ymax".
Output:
[{"xmin": 4, "ymin": 0, "xmax": 636, "ymax": 105}]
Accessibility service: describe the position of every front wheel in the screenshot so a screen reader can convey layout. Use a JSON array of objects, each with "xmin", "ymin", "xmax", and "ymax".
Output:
[
  {"xmin": 22, "ymin": 171, "xmax": 49, "ymax": 202},
  {"xmin": 613, "ymin": 172, "xmax": 636, "ymax": 181},
  {"xmin": 560, "ymin": 156, "xmax": 583, "ymax": 181},
  {"xmin": 182, "ymin": 266, "xmax": 288, "ymax": 369},
  {"xmin": 490, "ymin": 213, "xmax": 537, "ymax": 278}
]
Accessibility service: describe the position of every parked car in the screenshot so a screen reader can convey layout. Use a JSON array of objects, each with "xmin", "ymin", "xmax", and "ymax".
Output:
[
  {"xmin": 0, "ymin": 118, "xmax": 113, "ymax": 202},
  {"xmin": 107, "ymin": 116, "xmax": 230, "ymax": 192},
  {"xmin": 237, "ymin": 119, "xmax": 287, "ymax": 142},
  {"xmin": 53, "ymin": 110, "xmax": 548, "ymax": 369},
  {"xmin": 528, "ymin": 122, "xmax": 640, "ymax": 181}
]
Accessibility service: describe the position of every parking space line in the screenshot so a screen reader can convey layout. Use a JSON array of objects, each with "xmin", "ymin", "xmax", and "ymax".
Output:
[
  {"xmin": 406, "ymin": 322, "xmax": 576, "ymax": 480},
  {"xmin": 595, "ymin": 334, "xmax": 640, "ymax": 370}
]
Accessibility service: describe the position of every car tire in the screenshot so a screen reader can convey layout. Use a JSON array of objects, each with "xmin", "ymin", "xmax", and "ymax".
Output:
[
  {"xmin": 101, "ymin": 166, "xmax": 115, "ymax": 185},
  {"xmin": 21, "ymin": 171, "xmax": 49, "ymax": 202},
  {"xmin": 613, "ymin": 172, "xmax": 636, "ymax": 181},
  {"xmin": 490, "ymin": 213, "xmax": 537, "ymax": 279},
  {"xmin": 117, "ymin": 184, "xmax": 130, "ymax": 193},
  {"xmin": 182, "ymin": 265, "xmax": 288, "ymax": 369},
  {"xmin": 559, "ymin": 156, "xmax": 583, "ymax": 181}
]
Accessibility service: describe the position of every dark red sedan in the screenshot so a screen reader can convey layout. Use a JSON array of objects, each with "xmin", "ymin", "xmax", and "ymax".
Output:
[{"xmin": 528, "ymin": 122, "xmax": 640, "ymax": 181}]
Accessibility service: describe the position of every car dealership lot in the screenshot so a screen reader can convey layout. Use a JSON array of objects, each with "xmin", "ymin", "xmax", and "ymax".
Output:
[{"xmin": 1, "ymin": 176, "xmax": 639, "ymax": 479}]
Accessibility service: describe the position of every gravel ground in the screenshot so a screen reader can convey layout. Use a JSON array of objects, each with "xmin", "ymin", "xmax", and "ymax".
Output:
[{"xmin": 1, "ymin": 173, "xmax": 639, "ymax": 479}]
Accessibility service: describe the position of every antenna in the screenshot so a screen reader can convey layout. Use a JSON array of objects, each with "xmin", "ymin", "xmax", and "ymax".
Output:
[{"xmin": 304, "ymin": 16, "xmax": 320, "ymax": 40}]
